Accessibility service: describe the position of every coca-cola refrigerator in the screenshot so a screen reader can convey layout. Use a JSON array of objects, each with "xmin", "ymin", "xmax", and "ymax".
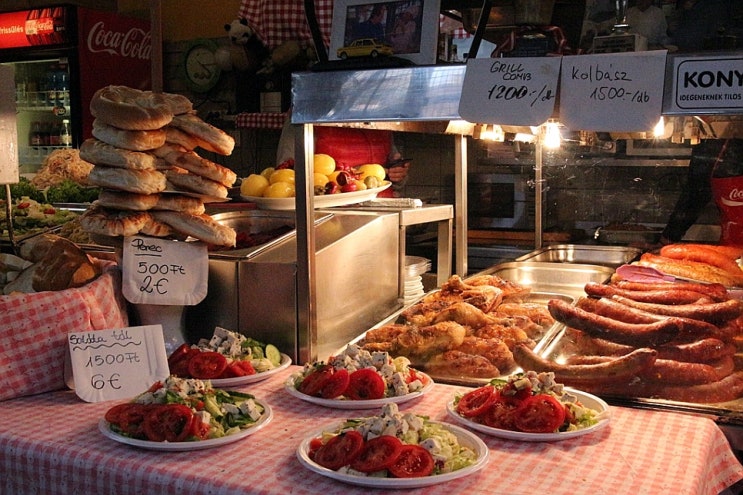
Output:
[{"xmin": 0, "ymin": 6, "xmax": 151, "ymax": 174}]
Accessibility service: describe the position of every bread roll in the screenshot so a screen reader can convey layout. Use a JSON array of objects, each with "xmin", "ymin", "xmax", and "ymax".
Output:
[
  {"xmin": 156, "ymin": 146, "xmax": 237, "ymax": 187},
  {"xmin": 88, "ymin": 165, "xmax": 167, "ymax": 194},
  {"xmin": 165, "ymin": 167, "xmax": 229, "ymax": 198},
  {"xmin": 80, "ymin": 205, "xmax": 154, "ymax": 237},
  {"xmin": 90, "ymin": 86, "xmax": 175, "ymax": 130},
  {"xmin": 80, "ymin": 139, "xmax": 164, "ymax": 170},
  {"xmin": 18, "ymin": 233, "xmax": 60, "ymax": 262},
  {"xmin": 169, "ymin": 113, "xmax": 235, "ymax": 155},
  {"xmin": 97, "ymin": 190, "xmax": 160, "ymax": 210},
  {"xmin": 92, "ymin": 120, "xmax": 166, "ymax": 151},
  {"xmin": 31, "ymin": 237, "xmax": 101, "ymax": 292},
  {"xmin": 96, "ymin": 190, "xmax": 205, "ymax": 215},
  {"xmin": 152, "ymin": 211, "xmax": 236, "ymax": 247},
  {"xmin": 164, "ymin": 125, "xmax": 200, "ymax": 151},
  {"xmin": 140, "ymin": 216, "xmax": 175, "ymax": 237}
]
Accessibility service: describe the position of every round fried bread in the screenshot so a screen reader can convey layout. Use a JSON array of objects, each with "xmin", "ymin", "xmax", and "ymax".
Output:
[
  {"xmin": 151, "ymin": 211, "xmax": 236, "ymax": 247},
  {"xmin": 169, "ymin": 113, "xmax": 235, "ymax": 155},
  {"xmin": 80, "ymin": 138, "xmax": 163, "ymax": 170},
  {"xmin": 92, "ymin": 119, "xmax": 166, "ymax": 151},
  {"xmin": 87, "ymin": 165, "xmax": 167, "ymax": 194},
  {"xmin": 164, "ymin": 167, "xmax": 228, "ymax": 198},
  {"xmin": 80, "ymin": 205, "xmax": 153, "ymax": 237}
]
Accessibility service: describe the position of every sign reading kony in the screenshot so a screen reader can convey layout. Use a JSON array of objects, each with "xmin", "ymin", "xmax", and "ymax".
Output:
[{"xmin": 668, "ymin": 54, "xmax": 743, "ymax": 113}]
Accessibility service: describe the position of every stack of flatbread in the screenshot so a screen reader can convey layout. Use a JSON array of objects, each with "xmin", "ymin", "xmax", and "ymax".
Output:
[{"xmin": 79, "ymin": 85, "xmax": 237, "ymax": 247}]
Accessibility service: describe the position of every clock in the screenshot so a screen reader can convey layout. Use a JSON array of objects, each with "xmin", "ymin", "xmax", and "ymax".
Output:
[{"xmin": 182, "ymin": 39, "xmax": 222, "ymax": 93}]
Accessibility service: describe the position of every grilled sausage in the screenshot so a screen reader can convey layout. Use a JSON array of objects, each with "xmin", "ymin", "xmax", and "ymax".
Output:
[
  {"xmin": 584, "ymin": 282, "xmax": 713, "ymax": 305},
  {"xmin": 548, "ymin": 299, "xmax": 682, "ymax": 346},
  {"xmin": 511, "ymin": 343, "xmax": 657, "ymax": 384},
  {"xmin": 660, "ymin": 244, "xmax": 743, "ymax": 276},
  {"xmin": 609, "ymin": 295, "xmax": 743, "ymax": 325},
  {"xmin": 613, "ymin": 280, "xmax": 730, "ymax": 301}
]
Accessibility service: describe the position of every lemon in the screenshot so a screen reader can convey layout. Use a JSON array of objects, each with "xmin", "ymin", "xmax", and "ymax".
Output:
[
  {"xmin": 313, "ymin": 173, "xmax": 329, "ymax": 188},
  {"xmin": 264, "ymin": 181, "xmax": 295, "ymax": 198},
  {"xmin": 269, "ymin": 168, "xmax": 295, "ymax": 185},
  {"xmin": 327, "ymin": 170, "xmax": 343, "ymax": 184},
  {"xmin": 356, "ymin": 164, "xmax": 386, "ymax": 181},
  {"xmin": 240, "ymin": 174, "xmax": 270, "ymax": 197},
  {"xmin": 260, "ymin": 167, "xmax": 275, "ymax": 181},
  {"xmin": 313, "ymin": 154, "xmax": 336, "ymax": 176}
]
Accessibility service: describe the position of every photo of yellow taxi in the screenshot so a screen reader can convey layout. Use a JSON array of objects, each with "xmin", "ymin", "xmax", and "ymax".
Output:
[{"xmin": 336, "ymin": 38, "xmax": 394, "ymax": 59}]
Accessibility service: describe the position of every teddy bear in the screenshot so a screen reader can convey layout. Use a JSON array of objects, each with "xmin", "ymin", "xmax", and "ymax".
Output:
[{"xmin": 216, "ymin": 18, "xmax": 269, "ymax": 73}]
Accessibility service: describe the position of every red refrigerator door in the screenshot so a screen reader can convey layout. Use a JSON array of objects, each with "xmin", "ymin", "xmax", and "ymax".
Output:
[{"xmin": 76, "ymin": 8, "xmax": 152, "ymax": 139}]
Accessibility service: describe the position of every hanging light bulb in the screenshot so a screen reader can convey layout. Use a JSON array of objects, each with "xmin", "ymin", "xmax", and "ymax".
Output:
[
  {"xmin": 543, "ymin": 121, "xmax": 561, "ymax": 149},
  {"xmin": 653, "ymin": 116, "xmax": 665, "ymax": 138}
]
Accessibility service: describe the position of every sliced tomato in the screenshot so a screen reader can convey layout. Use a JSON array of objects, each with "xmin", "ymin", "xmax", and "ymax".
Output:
[
  {"xmin": 320, "ymin": 368, "xmax": 350, "ymax": 399},
  {"xmin": 143, "ymin": 404, "xmax": 194, "ymax": 442},
  {"xmin": 169, "ymin": 348, "xmax": 201, "ymax": 377},
  {"xmin": 350, "ymin": 435, "xmax": 403, "ymax": 473},
  {"xmin": 345, "ymin": 368, "xmax": 386, "ymax": 400},
  {"xmin": 298, "ymin": 365, "xmax": 334, "ymax": 397},
  {"xmin": 188, "ymin": 414, "xmax": 211, "ymax": 440},
  {"xmin": 457, "ymin": 385, "xmax": 497, "ymax": 418},
  {"xmin": 498, "ymin": 381, "xmax": 532, "ymax": 405},
  {"xmin": 106, "ymin": 403, "xmax": 151, "ymax": 439},
  {"xmin": 167, "ymin": 343, "xmax": 193, "ymax": 368},
  {"xmin": 513, "ymin": 394, "xmax": 566, "ymax": 434},
  {"xmin": 187, "ymin": 351, "xmax": 228, "ymax": 379},
  {"xmin": 388, "ymin": 444, "xmax": 435, "ymax": 478},
  {"xmin": 312, "ymin": 430, "xmax": 365, "ymax": 471},
  {"xmin": 233, "ymin": 360, "xmax": 256, "ymax": 375},
  {"xmin": 480, "ymin": 394, "xmax": 520, "ymax": 431}
]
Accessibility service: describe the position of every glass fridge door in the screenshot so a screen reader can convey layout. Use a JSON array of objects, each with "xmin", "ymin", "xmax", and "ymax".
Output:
[{"xmin": 12, "ymin": 58, "xmax": 72, "ymax": 174}]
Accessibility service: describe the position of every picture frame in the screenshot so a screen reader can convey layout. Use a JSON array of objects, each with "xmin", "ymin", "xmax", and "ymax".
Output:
[{"xmin": 329, "ymin": 0, "xmax": 441, "ymax": 65}]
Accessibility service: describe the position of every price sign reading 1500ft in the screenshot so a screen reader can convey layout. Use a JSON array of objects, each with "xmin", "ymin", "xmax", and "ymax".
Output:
[
  {"xmin": 559, "ymin": 50, "xmax": 667, "ymax": 132},
  {"xmin": 122, "ymin": 236, "xmax": 209, "ymax": 306},
  {"xmin": 459, "ymin": 57, "xmax": 562, "ymax": 126}
]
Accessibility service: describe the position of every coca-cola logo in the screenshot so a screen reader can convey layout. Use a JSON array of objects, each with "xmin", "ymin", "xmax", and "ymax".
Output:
[
  {"xmin": 728, "ymin": 188, "xmax": 743, "ymax": 201},
  {"xmin": 86, "ymin": 21, "xmax": 151, "ymax": 60}
]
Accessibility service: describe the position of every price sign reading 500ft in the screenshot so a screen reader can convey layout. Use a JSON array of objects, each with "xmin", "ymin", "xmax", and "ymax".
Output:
[
  {"xmin": 122, "ymin": 235, "xmax": 208, "ymax": 306},
  {"xmin": 136, "ymin": 257, "xmax": 186, "ymax": 295}
]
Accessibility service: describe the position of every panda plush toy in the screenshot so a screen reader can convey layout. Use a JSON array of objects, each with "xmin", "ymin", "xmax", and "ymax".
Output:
[{"xmin": 217, "ymin": 18, "xmax": 269, "ymax": 72}]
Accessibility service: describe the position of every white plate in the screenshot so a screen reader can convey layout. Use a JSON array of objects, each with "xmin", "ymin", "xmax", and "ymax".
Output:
[
  {"xmin": 98, "ymin": 399, "xmax": 273, "ymax": 451},
  {"xmin": 296, "ymin": 420, "xmax": 489, "ymax": 488},
  {"xmin": 446, "ymin": 388, "xmax": 610, "ymax": 442},
  {"xmin": 241, "ymin": 182, "xmax": 391, "ymax": 210},
  {"xmin": 209, "ymin": 353, "xmax": 292, "ymax": 388},
  {"xmin": 284, "ymin": 372, "xmax": 434, "ymax": 410}
]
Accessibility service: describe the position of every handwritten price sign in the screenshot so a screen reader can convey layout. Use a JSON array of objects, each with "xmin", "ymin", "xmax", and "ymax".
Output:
[
  {"xmin": 122, "ymin": 236, "xmax": 208, "ymax": 306},
  {"xmin": 459, "ymin": 57, "xmax": 561, "ymax": 126},
  {"xmin": 559, "ymin": 50, "xmax": 667, "ymax": 132},
  {"xmin": 68, "ymin": 325, "xmax": 170, "ymax": 402}
]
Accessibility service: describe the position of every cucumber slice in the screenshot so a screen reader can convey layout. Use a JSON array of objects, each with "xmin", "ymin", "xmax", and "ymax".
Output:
[{"xmin": 265, "ymin": 344, "xmax": 281, "ymax": 367}]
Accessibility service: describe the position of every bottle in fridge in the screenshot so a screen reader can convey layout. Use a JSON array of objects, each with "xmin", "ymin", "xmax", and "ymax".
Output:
[{"xmin": 0, "ymin": 6, "xmax": 153, "ymax": 174}]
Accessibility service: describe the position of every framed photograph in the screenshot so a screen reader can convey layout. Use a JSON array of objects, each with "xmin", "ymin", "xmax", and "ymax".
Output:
[{"xmin": 329, "ymin": 0, "xmax": 441, "ymax": 65}]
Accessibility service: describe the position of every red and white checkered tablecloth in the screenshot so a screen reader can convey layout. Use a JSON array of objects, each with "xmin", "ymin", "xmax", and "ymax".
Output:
[
  {"xmin": 238, "ymin": 0, "xmax": 334, "ymax": 50},
  {"xmin": 234, "ymin": 111, "xmax": 288, "ymax": 129},
  {"xmin": 2, "ymin": 366, "xmax": 742, "ymax": 495}
]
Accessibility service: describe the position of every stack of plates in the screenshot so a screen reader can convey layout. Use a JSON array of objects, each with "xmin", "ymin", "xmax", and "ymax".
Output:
[{"xmin": 403, "ymin": 256, "xmax": 431, "ymax": 305}]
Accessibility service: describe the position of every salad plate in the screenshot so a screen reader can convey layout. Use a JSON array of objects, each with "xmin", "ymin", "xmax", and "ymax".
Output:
[
  {"xmin": 284, "ymin": 372, "xmax": 434, "ymax": 410},
  {"xmin": 241, "ymin": 182, "xmax": 390, "ymax": 210},
  {"xmin": 210, "ymin": 353, "xmax": 292, "ymax": 388},
  {"xmin": 446, "ymin": 388, "xmax": 610, "ymax": 442},
  {"xmin": 296, "ymin": 420, "xmax": 489, "ymax": 488},
  {"xmin": 98, "ymin": 399, "xmax": 273, "ymax": 451}
]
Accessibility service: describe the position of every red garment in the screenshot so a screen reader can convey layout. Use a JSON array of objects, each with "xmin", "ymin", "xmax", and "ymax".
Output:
[
  {"xmin": 314, "ymin": 127, "xmax": 395, "ymax": 197},
  {"xmin": 314, "ymin": 127, "xmax": 392, "ymax": 169},
  {"xmin": 711, "ymin": 175, "xmax": 743, "ymax": 246}
]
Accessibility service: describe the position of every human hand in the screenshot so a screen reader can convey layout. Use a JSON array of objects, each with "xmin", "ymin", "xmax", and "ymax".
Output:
[{"xmin": 387, "ymin": 162, "xmax": 410, "ymax": 184}]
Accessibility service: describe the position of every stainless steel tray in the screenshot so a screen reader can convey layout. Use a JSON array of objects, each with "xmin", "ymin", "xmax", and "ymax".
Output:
[
  {"xmin": 476, "ymin": 261, "xmax": 615, "ymax": 300},
  {"xmin": 515, "ymin": 244, "xmax": 642, "ymax": 267}
]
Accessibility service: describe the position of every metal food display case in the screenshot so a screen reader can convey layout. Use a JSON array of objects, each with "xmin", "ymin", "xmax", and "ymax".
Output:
[{"xmin": 185, "ymin": 209, "xmax": 401, "ymax": 363}]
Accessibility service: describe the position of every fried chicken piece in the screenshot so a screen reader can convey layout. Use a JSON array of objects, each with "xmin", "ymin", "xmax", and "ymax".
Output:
[
  {"xmin": 421, "ymin": 275, "xmax": 503, "ymax": 313},
  {"xmin": 395, "ymin": 321, "xmax": 467, "ymax": 357},
  {"xmin": 465, "ymin": 274, "xmax": 532, "ymax": 300},
  {"xmin": 425, "ymin": 350, "xmax": 500, "ymax": 378},
  {"xmin": 432, "ymin": 301, "xmax": 497, "ymax": 328},
  {"xmin": 457, "ymin": 336, "xmax": 518, "ymax": 374},
  {"xmin": 361, "ymin": 324, "xmax": 409, "ymax": 353},
  {"xmin": 493, "ymin": 302, "xmax": 555, "ymax": 328},
  {"xmin": 472, "ymin": 319, "xmax": 533, "ymax": 349},
  {"xmin": 401, "ymin": 300, "xmax": 452, "ymax": 326}
]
